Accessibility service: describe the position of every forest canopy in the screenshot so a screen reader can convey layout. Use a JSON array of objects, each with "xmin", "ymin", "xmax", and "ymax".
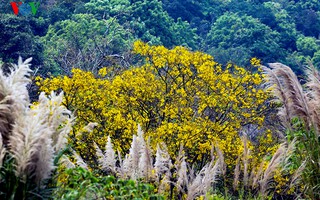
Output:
[
  {"xmin": 1, "ymin": 0, "xmax": 320, "ymax": 199},
  {"xmin": 0, "ymin": 0, "xmax": 319, "ymax": 75}
]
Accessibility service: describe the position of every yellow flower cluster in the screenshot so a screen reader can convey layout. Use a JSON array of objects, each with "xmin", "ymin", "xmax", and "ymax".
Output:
[
  {"xmin": 37, "ymin": 41, "xmax": 271, "ymax": 168},
  {"xmin": 250, "ymin": 57, "xmax": 261, "ymax": 66}
]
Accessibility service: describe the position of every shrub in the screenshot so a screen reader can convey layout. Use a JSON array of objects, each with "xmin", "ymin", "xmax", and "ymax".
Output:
[{"xmin": 54, "ymin": 167, "xmax": 164, "ymax": 200}]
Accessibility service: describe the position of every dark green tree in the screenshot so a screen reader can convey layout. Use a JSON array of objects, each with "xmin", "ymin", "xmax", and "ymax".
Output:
[
  {"xmin": 42, "ymin": 13, "xmax": 133, "ymax": 75},
  {"xmin": 0, "ymin": 14, "xmax": 44, "ymax": 70},
  {"xmin": 206, "ymin": 12, "xmax": 284, "ymax": 65}
]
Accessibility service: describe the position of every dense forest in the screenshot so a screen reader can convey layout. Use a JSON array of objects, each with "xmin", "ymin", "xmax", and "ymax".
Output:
[
  {"xmin": 1, "ymin": 0, "xmax": 320, "ymax": 75},
  {"xmin": 1, "ymin": 0, "xmax": 320, "ymax": 199}
]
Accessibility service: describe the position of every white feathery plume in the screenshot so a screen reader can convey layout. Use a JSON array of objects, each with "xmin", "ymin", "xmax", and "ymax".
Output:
[
  {"xmin": 122, "ymin": 134, "xmax": 140, "ymax": 179},
  {"xmin": 242, "ymin": 136, "xmax": 250, "ymax": 187},
  {"xmin": 175, "ymin": 145, "xmax": 188, "ymax": 193},
  {"xmin": 122, "ymin": 125, "xmax": 147, "ymax": 180},
  {"xmin": 104, "ymin": 136, "xmax": 116, "ymax": 172},
  {"xmin": 263, "ymin": 63, "xmax": 312, "ymax": 128},
  {"xmin": 36, "ymin": 92, "xmax": 73, "ymax": 152},
  {"xmin": 0, "ymin": 58, "xmax": 73, "ymax": 185},
  {"xmin": 260, "ymin": 143, "xmax": 286, "ymax": 196},
  {"xmin": 42, "ymin": 91, "xmax": 73, "ymax": 152},
  {"xmin": 0, "ymin": 57, "xmax": 32, "ymax": 147},
  {"xmin": 55, "ymin": 117, "xmax": 73, "ymax": 152},
  {"xmin": 121, "ymin": 154, "xmax": 130, "ymax": 179},
  {"xmin": 0, "ymin": 101, "xmax": 14, "ymax": 147},
  {"xmin": 59, "ymin": 155, "xmax": 75, "ymax": 169},
  {"xmin": 252, "ymin": 161, "xmax": 265, "ymax": 189},
  {"xmin": 176, "ymin": 156, "xmax": 188, "ymax": 193},
  {"xmin": 4, "ymin": 57, "xmax": 32, "ymax": 117},
  {"xmin": 72, "ymin": 150, "xmax": 88, "ymax": 170},
  {"xmin": 136, "ymin": 125, "xmax": 153, "ymax": 180},
  {"xmin": 94, "ymin": 136, "xmax": 116, "ymax": 173},
  {"xmin": 233, "ymin": 156, "xmax": 241, "ymax": 191},
  {"xmin": 9, "ymin": 105, "xmax": 54, "ymax": 183},
  {"xmin": 187, "ymin": 157, "xmax": 221, "ymax": 200},
  {"xmin": 154, "ymin": 143, "xmax": 172, "ymax": 182},
  {"xmin": 83, "ymin": 122, "xmax": 98, "ymax": 133},
  {"xmin": 216, "ymin": 147, "xmax": 226, "ymax": 176},
  {"xmin": 289, "ymin": 160, "xmax": 305, "ymax": 190},
  {"xmin": 94, "ymin": 141, "xmax": 105, "ymax": 166},
  {"xmin": 158, "ymin": 173, "xmax": 171, "ymax": 194}
]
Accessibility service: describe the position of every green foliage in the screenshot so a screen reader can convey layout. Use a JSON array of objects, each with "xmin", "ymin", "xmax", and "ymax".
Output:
[
  {"xmin": 1, "ymin": 0, "xmax": 320, "ymax": 75},
  {"xmin": 263, "ymin": 2, "xmax": 298, "ymax": 50},
  {"xmin": 0, "ymin": 14, "xmax": 44, "ymax": 69},
  {"xmin": 207, "ymin": 12, "xmax": 283, "ymax": 65},
  {"xmin": 296, "ymin": 36, "xmax": 319, "ymax": 57},
  {"xmin": 287, "ymin": 120, "xmax": 320, "ymax": 199},
  {"xmin": 42, "ymin": 13, "xmax": 133, "ymax": 75},
  {"xmin": 129, "ymin": 0, "xmax": 192, "ymax": 48},
  {"xmin": 55, "ymin": 167, "xmax": 164, "ymax": 200}
]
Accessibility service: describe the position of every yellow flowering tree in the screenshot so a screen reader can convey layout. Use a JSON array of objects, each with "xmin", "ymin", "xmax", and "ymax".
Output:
[{"xmin": 36, "ymin": 41, "xmax": 273, "ymax": 167}]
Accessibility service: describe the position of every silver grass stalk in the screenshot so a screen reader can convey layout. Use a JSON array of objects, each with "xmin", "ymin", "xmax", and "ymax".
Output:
[
  {"xmin": 0, "ymin": 57, "xmax": 32, "ymax": 146},
  {"xmin": 260, "ymin": 142, "xmax": 286, "ymax": 197},
  {"xmin": 94, "ymin": 136, "xmax": 116, "ymax": 173},
  {"xmin": 4, "ymin": 57, "xmax": 32, "ymax": 118},
  {"xmin": 175, "ymin": 145, "xmax": 188, "ymax": 193},
  {"xmin": 55, "ymin": 117, "xmax": 73, "ymax": 152},
  {"xmin": 262, "ymin": 65, "xmax": 291, "ymax": 128},
  {"xmin": 138, "ymin": 136, "xmax": 153, "ymax": 180},
  {"xmin": 9, "ymin": 106, "xmax": 54, "ymax": 183},
  {"xmin": 20, "ymin": 92, "xmax": 72, "ymax": 184},
  {"xmin": 305, "ymin": 62, "xmax": 320, "ymax": 132},
  {"xmin": 59, "ymin": 155, "xmax": 75, "ymax": 169},
  {"xmin": 242, "ymin": 136, "xmax": 250, "ymax": 187},
  {"xmin": 264, "ymin": 63, "xmax": 312, "ymax": 128},
  {"xmin": 72, "ymin": 150, "xmax": 88, "ymax": 170},
  {"xmin": 289, "ymin": 160, "xmax": 305, "ymax": 191},
  {"xmin": 176, "ymin": 154, "xmax": 188, "ymax": 193},
  {"xmin": 39, "ymin": 91, "xmax": 73, "ymax": 152},
  {"xmin": 0, "ymin": 58, "xmax": 73, "ymax": 185},
  {"xmin": 216, "ymin": 147, "xmax": 226, "ymax": 176},
  {"xmin": 122, "ymin": 134, "xmax": 140, "ymax": 179},
  {"xmin": 158, "ymin": 173, "xmax": 171, "ymax": 194},
  {"xmin": 121, "ymin": 154, "xmax": 131, "ymax": 179},
  {"xmin": 233, "ymin": 156, "xmax": 241, "ymax": 191},
  {"xmin": 137, "ymin": 124, "xmax": 147, "ymax": 178},
  {"xmin": 84, "ymin": 122, "xmax": 98, "ymax": 132},
  {"xmin": 154, "ymin": 143, "xmax": 172, "ymax": 182},
  {"xmin": 94, "ymin": 142, "xmax": 105, "ymax": 167},
  {"xmin": 104, "ymin": 136, "xmax": 116, "ymax": 173},
  {"xmin": 187, "ymin": 157, "xmax": 221, "ymax": 200},
  {"xmin": 252, "ymin": 161, "xmax": 265, "ymax": 189},
  {"xmin": 0, "ymin": 101, "xmax": 14, "ymax": 147}
]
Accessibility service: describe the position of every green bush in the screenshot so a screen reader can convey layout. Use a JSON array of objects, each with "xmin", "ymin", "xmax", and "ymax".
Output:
[{"xmin": 54, "ymin": 167, "xmax": 164, "ymax": 200}]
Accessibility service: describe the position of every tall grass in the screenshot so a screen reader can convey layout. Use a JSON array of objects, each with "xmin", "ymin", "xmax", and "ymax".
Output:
[
  {"xmin": 61, "ymin": 122, "xmax": 300, "ymax": 199},
  {"xmin": 0, "ymin": 57, "xmax": 73, "ymax": 199},
  {"xmin": 263, "ymin": 62, "xmax": 320, "ymax": 199}
]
